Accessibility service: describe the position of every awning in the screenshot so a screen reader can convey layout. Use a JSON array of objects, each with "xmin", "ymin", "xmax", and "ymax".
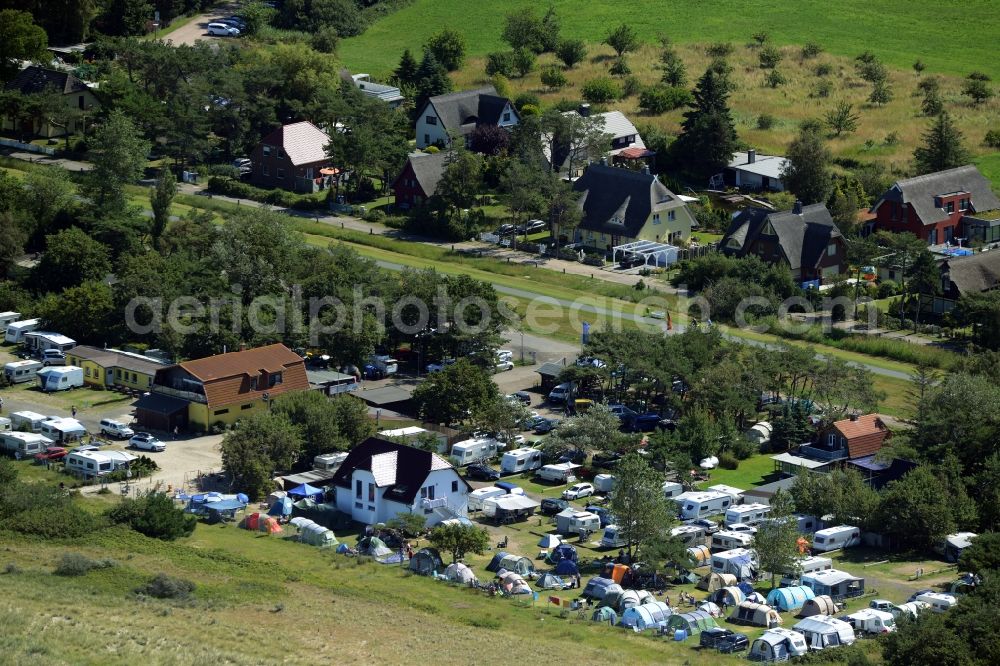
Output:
[
  {"xmin": 771, "ymin": 452, "xmax": 828, "ymax": 470},
  {"xmin": 203, "ymin": 499, "xmax": 246, "ymax": 511},
  {"xmin": 134, "ymin": 392, "xmax": 189, "ymax": 415},
  {"xmin": 615, "ymin": 147, "xmax": 656, "ymax": 160},
  {"xmin": 493, "ymin": 495, "xmax": 541, "ymax": 511}
]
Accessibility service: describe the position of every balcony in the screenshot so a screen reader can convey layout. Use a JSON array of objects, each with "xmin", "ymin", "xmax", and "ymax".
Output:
[
  {"xmin": 151, "ymin": 385, "xmax": 206, "ymax": 404},
  {"xmin": 799, "ymin": 445, "xmax": 848, "ymax": 462},
  {"xmin": 421, "ymin": 497, "xmax": 447, "ymax": 510}
]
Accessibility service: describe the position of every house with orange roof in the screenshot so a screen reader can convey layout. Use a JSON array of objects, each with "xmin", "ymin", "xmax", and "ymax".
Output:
[
  {"xmin": 134, "ymin": 344, "xmax": 309, "ymax": 433},
  {"xmin": 801, "ymin": 413, "xmax": 891, "ymax": 463}
]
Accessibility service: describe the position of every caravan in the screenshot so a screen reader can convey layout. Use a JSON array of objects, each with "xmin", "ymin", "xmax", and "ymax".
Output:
[
  {"xmin": 449, "ymin": 437, "xmax": 500, "ymax": 466},
  {"xmin": 724, "ymin": 503, "xmax": 771, "ymax": 528},
  {"xmin": 10, "ymin": 410, "xmax": 51, "ymax": 433},
  {"xmin": 812, "ymin": 525, "xmax": 861, "ymax": 552},
  {"xmin": 4, "ymin": 359, "xmax": 42, "ymax": 384},
  {"xmin": 23, "ymin": 332, "xmax": 76, "ymax": 355},
  {"xmin": 843, "ymin": 609, "xmax": 895, "ymax": 634},
  {"xmin": 369, "ymin": 354, "xmax": 398, "ymax": 376},
  {"xmin": 500, "ymin": 447, "xmax": 543, "ymax": 475},
  {"xmin": 0, "ymin": 311, "xmax": 21, "ymax": 332},
  {"xmin": 0, "ymin": 431, "xmax": 53, "ymax": 457},
  {"xmin": 914, "ymin": 592, "xmax": 958, "ymax": 613},
  {"xmin": 711, "ymin": 548, "xmax": 758, "ymax": 579},
  {"xmin": 65, "ymin": 449, "xmax": 137, "ymax": 478},
  {"xmin": 662, "ymin": 481, "xmax": 684, "ymax": 499},
  {"xmin": 749, "ymin": 628, "xmax": 809, "ymax": 661},
  {"xmin": 38, "ymin": 418, "xmax": 86, "ymax": 444},
  {"xmin": 675, "ymin": 491, "xmax": 733, "ymax": 519},
  {"xmin": 711, "ymin": 530, "xmax": 754, "ymax": 551},
  {"xmin": 671, "ymin": 524, "xmax": 707, "ymax": 547},
  {"xmin": 792, "ymin": 616, "xmax": 856, "ymax": 650},
  {"xmin": 707, "ymin": 484, "xmax": 745, "ymax": 504},
  {"xmin": 780, "ymin": 555, "xmax": 833, "ymax": 586},
  {"xmin": 468, "ymin": 486, "xmax": 506, "ymax": 511},
  {"xmin": 4, "ymin": 319, "xmax": 40, "ymax": 344},
  {"xmin": 537, "ymin": 462, "xmax": 580, "ymax": 483},
  {"xmin": 600, "ymin": 524, "xmax": 627, "ymax": 549},
  {"xmin": 36, "ymin": 366, "xmax": 84, "ymax": 392}
]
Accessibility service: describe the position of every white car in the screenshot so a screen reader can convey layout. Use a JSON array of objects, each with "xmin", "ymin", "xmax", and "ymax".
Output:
[
  {"xmin": 562, "ymin": 483, "xmax": 595, "ymax": 500},
  {"xmin": 207, "ymin": 22, "xmax": 240, "ymax": 36},
  {"xmin": 726, "ymin": 524, "xmax": 758, "ymax": 535},
  {"xmin": 129, "ymin": 432, "xmax": 166, "ymax": 452},
  {"xmin": 493, "ymin": 360, "xmax": 514, "ymax": 372},
  {"xmin": 426, "ymin": 358, "xmax": 456, "ymax": 373},
  {"xmin": 99, "ymin": 418, "xmax": 134, "ymax": 439}
]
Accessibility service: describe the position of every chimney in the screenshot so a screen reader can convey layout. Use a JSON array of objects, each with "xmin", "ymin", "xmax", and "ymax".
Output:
[
  {"xmin": 793, "ymin": 200, "xmax": 803, "ymax": 215},
  {"xmin": 578, "ymin": 103, "xmax": 591, "ymax": 117},
  {"xmin": 239, "ymin": 342, "xmax": 247, "ymax": 352},
  {"xmin": 748, "ymin": 149, "xmax": 756, "ymax": 164},
  {"xmin": 849, "ymin": 412, "xmax": 859, "ymax": 422}
]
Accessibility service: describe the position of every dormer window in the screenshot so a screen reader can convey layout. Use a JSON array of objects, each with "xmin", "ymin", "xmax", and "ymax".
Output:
[
  {"xmin": 250, "ymin": 376, "xmax": 258, "ymax": 391},
  {"xmin": 269, "ymin": 371, "xmax": 283, "ymax": 387},
  {"xmin": 946, "ymin": 201, "xmax": 955, "ymax": 214}
]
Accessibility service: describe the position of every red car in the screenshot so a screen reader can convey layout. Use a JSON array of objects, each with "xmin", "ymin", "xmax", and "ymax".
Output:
[{"xmin": 34, "ymin": 447, "xmax": 67, "ymax": 463}]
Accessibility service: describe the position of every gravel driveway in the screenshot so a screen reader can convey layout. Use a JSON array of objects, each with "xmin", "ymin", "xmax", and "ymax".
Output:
[{"xmin": 163, "ymin": 2, "xmax": 240, "ymax": 47}]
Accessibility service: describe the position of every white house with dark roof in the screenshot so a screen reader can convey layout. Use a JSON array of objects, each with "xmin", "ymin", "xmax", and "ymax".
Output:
[
  {"xmin": 415, "ymin": 86, "xmax": 519, "ymax": 149},
  {"xmin": 722, "ymin": 150, "xmax": 788, "ymax": 192},
  {"xmin": 544, "ymin": 106, "xmax": 651, "ymax": 177},
  {"xmin": 330, "ymin": 437, "xmax": 471, "ymax": 527},
  {"xmin": 565, "ymin": 161, "xmax": 693, "ymax": 252},
  {"xmin": 2, "ymin": 65, "xmax": 100, "ymax": 138}
]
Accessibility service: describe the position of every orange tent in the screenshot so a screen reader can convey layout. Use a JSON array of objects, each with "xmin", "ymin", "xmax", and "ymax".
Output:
[
  {"xmin": 608, "ymin": 563, "xmax": 630, "ymax": 584},
  {"xmin": 259, "ymin": 516, "xmax": 283, "ymax": 535},
  {"xmin": 244, "ymin": 512, "xmax": 261, "ymax": 530}
]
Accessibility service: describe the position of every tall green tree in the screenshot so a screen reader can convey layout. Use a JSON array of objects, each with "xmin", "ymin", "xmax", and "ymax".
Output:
[
  {"xmin": 81, "ymin": 110, "xmax": 150, "ymax": 215},
  {"xmin": 547, "ymin": 403, "xmax": 628, "ymax": 457},
  {"xmin": 0, "ymin": 9, "xmax": 48, "ymax": 81},
  {"xmin": 149, "ymin": 168, "xmax": 176, "ymax": 246},
  {"xmin": 32, "ymin": 227, "xmax": 110, "ymax": 292},
  {"xmin": 425, "ymin": 28, "xmax": 466, "ymax": 72},
  {"xmin": 555, "ymin": 38, "xmax": 586, "ymax": 68},
  {"xmin": 394, "ymin": 48, "xmax": 419, "ymax": 86},
  {"xmin": 428, "ymin": 523, "xmax": 490, "ymax": 563},
  {"xmin": 781, "ymin": 125, "xmax": 832, "ymax": 204},
  {"xmin": 608, "ymin": 453, "xmax": 675, "ymax": 561},
  {"xmin": 672, "ymin": 67, "xmax": 738, "ymax": 179},
  {"xmin": 908, "ymin": 246, "xmax": 939, "ymax": 330},
  {"xmin": 913, "ymin": 112, "xmax": 971, "ymax": 175},
  {"xmin": 436, "ymin": 146, "xmax": 484, "ymax": 209},
  {"xmin": 413, "ymin": 50, "xmax": 452, "ymax": 110},
  {"xmin": 271, "ymin": 390, "xmax": 350, "ymax": 464},
  {"xmin": 752, "ymin": 489, "xmax": 801, "ymax": 587},
  {"xmin": 604, "ymin": 23, "xmax": 639, "ymax": 58},
  {"xmin": 791, "ymin": 468, "xmax": 880, "ymax": 529},
  {"xmin": 412, "ymin": 359, "xmax": 498, "ymax": 426},
  {"xmin": 220, "ymin": 412, "xmax": 304, "ymax": 500}
]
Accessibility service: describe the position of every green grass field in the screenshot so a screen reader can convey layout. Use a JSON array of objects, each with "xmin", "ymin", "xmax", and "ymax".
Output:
[{"xmin": 341, "ymin": 0, "xmax": 1000, "ymax": 79}]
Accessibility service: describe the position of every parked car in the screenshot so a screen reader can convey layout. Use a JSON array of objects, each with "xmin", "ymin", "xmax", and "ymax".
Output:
[
  {"xmin": 562, "ymin": 483, "xmax": 595, "ymax": 500},
  {"xmin": 592, "ymin": 451, "xmax": 623, "ymax": 468},
  {"xmin": 540, "ymin": 498, "xmax": 569, "ymax": 515},
  {"xmin": 608, "ymin": 404, "xmax": 637, "ymax": 420},
  {"xmin": 727, "ymin": 524, "xmax": 758, "ymax": 535},
  {"xmin": 517, "ymin": 219, "xmax": 546, "ymax": 234},
  {"xmin": 870, "ymin": 599, "xmax": 896, "ymax": 613},
  {"xmin": 465, "ymin": 463, "xmax": 500, "ymax": 481},
  {"xmin": 99, "ymin": 418, "xmax": 134, "ymax": 439},
  {"xmin": 533, "ymin": 418, "xmax": 559, "ymax": 434},
  {"xmin": 627, "ymin": 412, "xmax": 661, "ymax": 432},
  {"xmin": 507, "ymin": 391, "xmax": 532, "ymax": 406},
  {"xmin": 34, "ymin": 446, "xmax": 67, "ymax": 462},
  {"xmin": 40, "ymin": 349, "xmax": 65, "ymax": 366},
  {"xmin": 426, "ymin": 358, "xmax": 456, "ymax": 373},
  {"xmin": 496, "ymin": 433, "xmax": 526, "ymax": 447},
  {"xmin": 619, "ymin": 252, "xmax": 645, "ymax": 269},
  {"xmin": 494, "ymin": 223, "xmax": 516, "ymax": 236},
  {"xmin": 519, "ymin": 414, "xmax": 545, "ymax": 430},
  {"xmin": 493, "ymin": 359, "xmax": 514, "ymax": 372},
  {"xmin": 129, "ymin": 433, "xmax": 166, "ymax": 452},
  {"xmin": 575, "ymin": 356, "xmax": 606, "ymax": 369},
  {"xmin": 686, "ymin": 518, "xmax": 721, "ymax": 534},
  {"xmin": 206, "ymin": 22, "xmax": 239, "ymax": 36},
  {"xmin": 557, "ymin": 449, "xmax": 586, "ymax": 464},
  {"xmin": 699, "ymin": 627, "xmax": 749, "ymax": 653}
]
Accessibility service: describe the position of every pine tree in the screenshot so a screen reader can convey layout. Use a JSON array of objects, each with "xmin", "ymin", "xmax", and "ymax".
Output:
[
  {"xmin": 673, "ymin": 67, "xmax": 738, "ymax": 179},
  {"xmin": 394, "ymin": 48, "xmax": 418, "ymax": 86},
  {"xmin": 913, "ymin": 112, "xmax": 971, "ymax": 174},
  {"xmin": 414, "ymin": 50, "xmax": 452, "ymax": 110}
]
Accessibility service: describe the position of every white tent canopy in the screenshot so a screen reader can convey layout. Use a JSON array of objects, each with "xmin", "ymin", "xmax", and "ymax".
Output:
[{"xmin": 612, "ymin": 240, "xmax": 679, "ymax": 267}]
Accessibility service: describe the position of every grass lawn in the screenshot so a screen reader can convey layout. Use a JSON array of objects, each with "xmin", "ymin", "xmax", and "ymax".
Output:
[
  {"xmin": 698, "ymin": 454, "xmax": 780, "ymax": 491},
  {"xmin": 341, "ymin": 0, "xmax": 999, "ymax": 79}
]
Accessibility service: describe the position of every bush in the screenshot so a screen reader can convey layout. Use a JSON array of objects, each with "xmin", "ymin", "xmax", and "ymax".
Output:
[
  {"xmin": 139, "ymin": 573, "xmax": 196, "ymax": 600},
  {"xmin": 877, "ymin": 280, "xmax": 899, "ymax": 298},
  {"xmin": 758, "ymin": 45, "xmax": 783, "ymax": 69},
  {"xmin": 106, "ymin": 492, "xmax": 196, "ymax": 541},
  {"xmin": 801, "ymin": 42, "xmax": 823, "ymax": 59},
  {"xmin": 311, "ymin": 26, "xmax": 339, "ymax": 54},
  {"xmin": 638, "ymin": 85, "xmax": 692, "ymax": 114},
  {"xmin": 54, "ymin": 552, "xmax": 104, "ymax": 577},
  {"xmin": 609, "ymin": 57, "xmax": 631, "ymax": 77},
  {"xmin": 985, "ymin": 129, "xmax": 1000, "ymax": 148},
  {"xmin": 718, "ymin": 452, "xmax": 739, "ymax": 470},
  {"xmin": 513, "ymin": 92, "xmax": 541, "ymax": 111},
  {"xmin": 757, "ymin": 114, "xmax": 776, "ymax": 130},
  {"xmin": 4, "ymin": 562, "xmax": 21, "ymax": 575},
  {"xmin": 485, "ymin": 51, "xmax": 514, "ymax": 78},
  {"xmin": 622, "ymin": 75, "xmax": 642, "ymax": 97},
  {"xmin": 540, "ymin": 66, "xmax": 567, "ymax": 90},
  {"xmin": 581, "ymin": 77, "xmax": 621, "ymax": 103},
  {"xmin": 511, "ymin": 48, "xmax": 536, "ymax": 77},
  {"xmin": 814, "ymin": 62, "xmax": 833, "ymax": 76},
  {"xmin": 706, "ymin": 42, "xmax": 733, "ymax": 58},
  {"xmin": 814, "ymin": 79, "xmax": 834, "ymax": 98},
  {"xmin": 765, "ymin": 69, "xmax": 787, "ymax": 88}
]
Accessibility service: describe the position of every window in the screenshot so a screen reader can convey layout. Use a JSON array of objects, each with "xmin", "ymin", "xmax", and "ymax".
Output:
[
  {"xmin": 946, "ymin": 201, "xmax": 955, "ymax": 214},
  {"xmin": 277, "ymin": 148, "xmax": 285, "ymax": 159},
  {"xmin": 276, "ymin": 168, "xmax": 285, "ymax": 180},
  {"xmin": 86, "ymin": 462, "xmax": 94, "ymax": 470},
  {"xmin": 78, "ymin": 95, "xmax": 84, "ymax": 110},
  {"xmin": 960, "ymin": 198, "xmax": 970, "ymax": 211},
  {"xmin": 424, "ymin": 134, "xmax": 429, "ymax": 145},
  {"xmin": 827, "ymin": 433, "xmax": 836, "ymax": 446},
  {"xmin": 214, "ymin": 408, "xmax": 229, "ymax": 416},
  {"xmin": 269, "ymin": 371, "xmax": 283, "ymax": 387},
  {"xmin": 241, "ymin": 403, "xmax": 253, "ymax": 410},
  {"xmin": 827, "ymin": 243, "xmax": 837, "ymax": 257},
  {"xmin": 263, "ymin": 145, "xmax": 271, "ymax": 157},
  {"xmin": 355, "ymin": 479, "xmax": 362, "ymax": 499},
  {"xmin": 668, "ymin": 210, "xmax": 676, "ymax": 221},
  {"xmin": 262, "ymin": 164, "xmax": 269, "ymax": 176},
  {"xmin": 502, "ymin": 112, "xmax": 510, "ymax": 122},
  {"xmin": 368, "ymin": 483, "xmax": 375, "ymax": 502},
  {"xmin": 652, "ymin": 213, "xmax": 661, "ymax": 225},
  {"xmin": 425, "ymin": 115, "xmax": 437, "ymax": 125},
  {"xmin": 452, "ymin": 480, "xmax": 459, "ymax": 492},
  {"xmin": 250, "ymin": 376, "xmax": 258, "ymax": 391}
]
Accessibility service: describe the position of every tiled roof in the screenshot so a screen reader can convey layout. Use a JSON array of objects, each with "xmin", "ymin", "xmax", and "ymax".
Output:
[
  {"xmin": 68, "ymin": 345, "xmax": 167, "ymax": 375},
  {"xmin": 179, "ymin": 344, "xmax": 309, "ymax": 408},
  {"xmin": 5, "ymin": 65, "xmax": 88, "ymax": 95},
  {"xmin": 831, "ymin": 414, "xmax": 889, "ymax": 459},
  {"xmin": 259, "ymin": 121, "xmax": 331, "ymax": 166},
  {"xmin": 877, "ymin": 165, "xmax": 1000, "ymax": 226}
]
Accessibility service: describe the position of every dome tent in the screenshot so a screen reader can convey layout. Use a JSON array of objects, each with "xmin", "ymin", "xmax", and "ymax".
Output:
[
  {"xmin": 554, "ymin": 559, "xmax": 579, "ymax": 577},
  {"xmin": 620, "ymin": 605, "xmax": 659, "ymax": 632},
  {"xmin": 268, "ymin": 496, "xmax": 293, "ymax": 517},
  {"xmin": 290, "ymin": 517, "xmax": 337, "ymax": 547},
  {"xmin": 444, "ymin": 562, "xmax": 477, "ymax": 585},
  {"xmin": 538, "ymin": 534, "xmax": 562, "ymax": 549},
  {"xmin": 536, "ymin": 573, "xmax": 567, "ymax": 590},
  {"xmin": 666, "ymin": 610, "xmax": 719, "ymax": 636},
  {"xmin": 798, "ymin": 595, "xmax": 838, "ymax": 618},
  {"xmin": 731, "ymin": 601, "xmax": 783, "ymax": 628},
  {"xmin": 495, "ymin": 554, "xmax": 534, "ymax": 576},
  {"xmin": 358, "ymin": 535, "xmax": 393, "ymax": 558},
  {"xmin": 767, "ymin": 585, "xmax": 816, "ymax": 612},
  {"xmin": 409, "ymin": 548, "xmax": 444, "ymax": 576},
  {"xmin": 698, "ymin": 601, "xmax": 722, "ymax": 617},
  {"xmin": 583, "ymin": 576, "xmax": 617, "ymax": 600},
  {"xmin": 498, "ymin": 571, "xmax": 532, "ymax": 595},
  {"xmin": 617, "ymin": 589, "xmax": 655, "ymax": 612},
  {"xmin": 547, "ymin": 543, "xmax": 578, "ymax": 564},
  {"xmin": 697, "ymin": 572, "xmax": 737, "ymax": 592},
  {"xmin": 712, "ymin": 586, "xmax": 745, "ymax": 607},
  {"xmin": 592, "ymin": 606, "xmax": 618, "ymax": 624},
  {"xmin": 687, "ymin": 545, "xmax": 711, "ymax": 567}
]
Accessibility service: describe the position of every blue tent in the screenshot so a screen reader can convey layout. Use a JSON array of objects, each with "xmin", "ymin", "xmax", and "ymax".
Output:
[
  {"xmin": 738, "ymin": 581, "xmax": 755, "ymax": 597},
  {"xmin": 548, "ymin": 543, "xmax": 578, "ymax": 564},
  {"xmin": 287, "ymin": 483, "xmax": 325, "ymax": 502},
  {"xmin": 268, "ymin": 496, "xmax": 293, "ymax": 517},
  {"xmin": 486, "ymin": 551, "xmax": 510, "ymax": 573},
  {"xmin": 554, "ymin": 559, "xmax": 580, "ymax": 577},
  {"xmin": 766, "ymin": 585, "xmax": 815, "ymax": 611}
]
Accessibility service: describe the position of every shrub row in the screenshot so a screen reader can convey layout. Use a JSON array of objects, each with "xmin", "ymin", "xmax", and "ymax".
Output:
[{"xmin": 207, "ymin": 177, "xmax": 329, "ymax": 211}]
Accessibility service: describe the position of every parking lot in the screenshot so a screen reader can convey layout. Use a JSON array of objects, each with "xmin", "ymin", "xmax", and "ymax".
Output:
[{"xmin": 163, "ymin": 2, "xmax": 241, "ymax": 47}]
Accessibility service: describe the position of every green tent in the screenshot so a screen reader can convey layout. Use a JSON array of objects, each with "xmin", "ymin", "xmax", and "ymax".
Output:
[{"xmin": 667, "ymin": 610, "xmax": 719, "ymax": 636}]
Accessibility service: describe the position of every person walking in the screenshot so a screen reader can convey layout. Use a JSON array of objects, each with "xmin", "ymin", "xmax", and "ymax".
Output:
[{"xmin": 71, "ymin": 406, "xmax": 77, "ymax": 418}]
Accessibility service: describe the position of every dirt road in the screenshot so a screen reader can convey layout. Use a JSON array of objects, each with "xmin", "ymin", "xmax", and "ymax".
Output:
[{"xmin": 163, "ymin": 2, "xmax": 240, "ymax": 47}]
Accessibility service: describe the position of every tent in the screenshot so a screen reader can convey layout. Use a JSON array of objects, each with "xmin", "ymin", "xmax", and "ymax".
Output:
[
  {"xmin": 245, "ymin": 512, "xmax": 282, "ymax": 535},
  {"xmin": 444, "ymin": 562, "xmax": 477, "ymax": 585},
  {"xmin": 486, "ymin": 551, "xmax": 511, "ymax": 573},
  {"xmin": 697, "ymin": 572, "xmax": 737, "ymax": 592},
  {"xmin": 750, "ymin": 628, "xmax": 808, "ymax": 662},
  {"xmin": 538, "ymin": 534, "xmax": 563, "ymax": 549},
  {"xmin": 604, "ymin": 562, "xmax": 630, "ymax": 584},
  {"xmin": 293, "ymin": 498, "xmax": 317, "ymax": 511},
  {"xmin": 738, "ymin": 581, "xmax": 755, "ymax": 597},
  {"xmin": 687, "ymin": 545, "xmax": 711, "ymax": 567},
  {"xmin": 621, "ymin": 603, "xmax": 669, "ymax": 632},
  {"xmin": 498, "ymin": 571, "xmax": 532, "ymax": 595},
  {"xmin": 536, "ymin": 573, "xmax": 567, "ymax": 590},
  {"xmin": 672, "ymin": 571, "xmax": 700, "ymax": 585},
  {"xmin": 798, "ymin": 595, "xmax": 838, "ymax": 618},
  {"xmin": 547, "ymin": 543, "xmax": 578, "ymax": 564},
  {"xmin": 359, "ymin": 535, "xmax": 393, "ymax": 558},
  {"xmin": 291, "ymin": 517, "xmax": 338, "ymax": 547},
  {"xmin": 287, "ymin": 483, "xmax": 325, "ymax": 502},
  {"xmin": 617, "ymin": 589, "xmax": 655, "ymax": 612},
  {"xmin": 793, "ymin": 616, "xmax": 856, "ymax": 649},
  {"xmin": 592, "ymin": 606, "xmax": 618, "ymax": 624},
  {"xmin": 666, "ymin": 610, "xmax": 719, "ymax": 636},
  {"xmin": 291, "ymin": 500, "xmax": 351, "ymax": 530},
  {"xmin": 409, "ymin": 548, "xmax": 444, "ymax": 576},
  {"xmin": 493, "ymin": 554, "xmax": 534, "ymax": 576},
  {"xmin": 244, "ymin": 512, "xmax": 262, "ymax": 530},
  {"xmin": 554, "ymin": 559, "xmax": 580, "ymax": 577},
  {"xmin": 199, "ymin": 498, "xmax": 246, "ymax": 523},
  {"xmin": 582, "ymin": 576, "xmax": 617, "ymax": 600},
  {"xmin": 268, "ymin": 496, "xmax": 293, "ymax": 517},
  {"xmin": 747, "ymin": 591, "xmax": 767, "ymax": 604},
  {"xmin": 730, "ymin": 601, "xmax": 783, "ymax": 628},
  {"xmin": 266, "ymin": 490, "xmax": 287, "ymax": 505},
  {"xmin": 712, "ymin": 586, "xmax": 745, "ymax": 607},
  {"xmin": 767, "ymin": 585, "xmax": 816, "ymax": 612},
  {"xmin": 698, "ymin": 601, "xmax": 722, "ymax": 617}
]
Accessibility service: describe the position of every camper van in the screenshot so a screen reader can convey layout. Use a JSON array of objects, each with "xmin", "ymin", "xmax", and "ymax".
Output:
[
  {"xmin": 4, "ymin": 359, "xmax": 42, "ymax": 384},
  {"xmin": 547, "ymin": 382, "xmax": 574, "ymax": 404},
  {"xmin": 563, "ymin": 511, "xmax": 600, "ymax": 538},
  {"xmin": 537, "ymin": 462, "xmax": 580, "ymax": 483},
  {"xmin": 23, "ymin": 331, "xmax": 76, "ymax": 355},
  {"xmin": 0, "ymin": 431, "xmax": 53, "ymax": 457},
  {"xmin": 792, "ymin": 616, "xmax": 856, "ymax": 650},
  {"xmin": 724, "ymin": 503, "xmax": 771, "ymax": 528},
  {"xmin": 670, "ymin": 524, "xmax": 707, "ymax": 547},
  {"xmin": 0, "ymin": 311, "xmax": 21, "ymax": 332},
  {"xmin": 4, "ymin": 318, "xmax": 40, "ymax": 344},
  {"xmin": 313, "ymin": 452, "xmax": 348, "ymax": 471},
  {"xmin": 36, "ymin": 366, "xmax": 84, "ymax": 392},
  {"xmin": 9, "ymin": 410, "xmax": 51, "ymax": 433},
  {"xmin": 369, "ymin": 354, "xmax": 398, "ymax": 376},
  {"xmin": 711, "ymin": 530, "xmax": 754, "ymax": 551},
  {"xmin": 914, "ymin": 593, "xmax": 958, "ymax": 613},
  {"xmin": 675, "ymin": 491, "xmax": 732, "ymax": 520},
  {"xmin": 38, "ymin": 418, "xmax": 86, "ymax": 444},
  {"xmin": 593, "ymin": 473, "xmax": 615, "ymax": 493},
  {"xmin": 449, "ymin": 437, "xmax": 500, "ymax": 466},
  {"xmin": 600, "ymin": 524, "xmax": 627, "ymax": 548},
  {"xmin": 662, "ymin": 481, "xmax": 684, "ymax": 499},
  {"xmin": 468, "ymin": 486, "xmax": 506, "ymax": 511},
  {"xmin": 749, "ymin": 628, "xmax": 809, "ymax": 661},
  {"xmin": 780, "ymin": 555, "xmax": 833, "ymax": 586},
  {"xmin": 707, "ymin": 484, "xmax": 745, "ymax": 504},
  {"xmin": 812, "ymin": 525, "xmax": 861, "ymax": 552},
  {"xmin": 500, "ymin": 447, "xmax": 543, "ymax": 475},
  {"xmin": 843, "ymin": 609, "xmax": 895, "ymax": 634},
  {"xmin": 65, "ymin": 449, "xmax": 136, "ymax": 478}
]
